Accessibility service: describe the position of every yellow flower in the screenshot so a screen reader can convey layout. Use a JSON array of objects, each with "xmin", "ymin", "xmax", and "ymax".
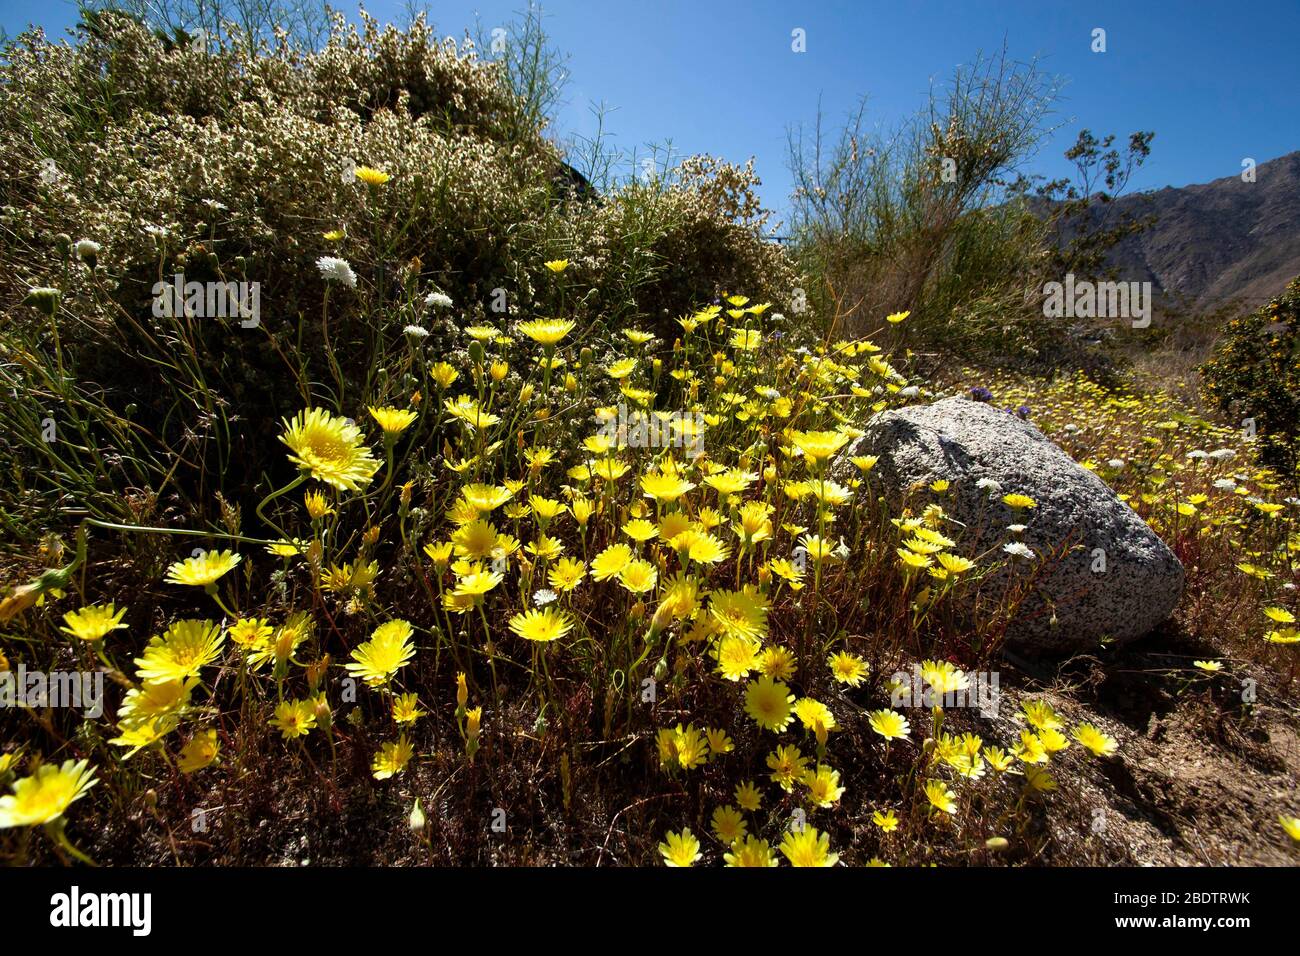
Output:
[
  {"xmin": 304, "ymin": 490, "xmax": 335, "ymax": 519},
  {"xmin": 508, "ymin": 607, "xmax": 574, "ymax": 643},
  {"xmin": 872, "ymin": 808, "xmax": 899, "ymax": 832},
  {"xmin": 345, "ymin": 619, "xmax": 416, "ymax": 686},
  {"xmin": 430, "ymin": 362, "xmax": 460, "ymax": 389},
  {"xmin": 1280, "ymin": 815, "xmax": 1300, "ymax": 842},
  {"xmin": 923, "ymin": 778, "xmax": 958, "ymax": 814},
  {"xmin": 165, "ymin": 550, "xmax": 241, "ymax": 587},
  {"xmin": 59, "ymin": 603, "xmax": 127, "ymax": 642},
  {"xmin": 779, "ymin": 827, "xmax": 839, "ymax": 866},
  {"xmin": 714, "ymin": 635, "xmax": 760, "ymax": 682},
  {"xmin": 393, "ymin": 693, "xmax": 426, "ymax": 724},
  {"xmin": 110, "ymin": 714, "xmax": 178, "ymax": 753},
  {"xmin": 451, "ymin": 570, "xmax": 503, "ymax": 600},
  {"xmin": 705, "ymin": 728, "xmax": 734, "ymax": 756},
  {"xmin": 828, "ymin": 651, "xmax": 869, "ymax": 686},
  {"xmin": 640, "ymin": 472, "xmax": 696, "ymax": 503},
  {"xmin": 803, "ymin": 764, "xmax": 845, "ymax": 808},
  {"xmin": 766, "ymin": 744, "xmax": 808, "ymax": 791},
  {"xmin": 788, "ymin": 429, "xmax": 851, "ymax": 465},
  {"xmin": 134, "ymin": 619, "xmax": 224, "ymax": 683},
  {"xmin": 725, "ymin": 834, "xmax": 778, "ymax": 867},
  {"xmin": 886, "ymin": 310, "xmax": 910, "ymax": 323},
  {"xmin": 1193, "ymin": 659, "xmax": 1222, "ymax": 672},
  {"xmin": 622, "ymin": 519, "xmax": 658, "ymax": 542},
  {"xmin": 1002, "ymin": 493, "xmax": 1037, "ymax": 510},
  {"xmin": 517, "ymin": 318, "xmax": 575, "ymax": 345},
  {"xmin": 745, "ymin": 676, "xmax": 795, "ymax": 732},
  {"xmin": 757, "ymin": 645, "xmax": 797, "ymax": 680},
  {"xmin": 368, "ymin": 405, "xmax": 418, "ymax": 436},
  {"xmin": 1071, "ymin": 722, "xmax": 1118, "ymax": 757},
  {"xmin": 1020, "ymin": 699, "xmax": 1064, "ymax": 731},
  {"xmin": 868, "ymin": 708, "xmax": 910, "ymax": 741},
  {"xmin": 178, "ymin": 729, "xmax": 219, "ymax": 774},
  {"xmin": 711, "ymin": 805, "xmax": 748, "ymax": 843},
  {"xmin": 117, "ymin": 678, "xmax": 195, "ymax": 726},
  {"xmin": 709, "ymin": 589, "xmax": 768, "ymax": 642},
  {"xmin": 618, "ymin": 559, "xmax": 658, "ymax": 593},
  {"xmin": 735, "ymin": 780, "xmax": 763, "ymax": 812},
  {"xmin": 280, "ymin": 408, "xmax": 381, "ymax": 491},
  {"xmin": 0, "ymin": 759, "xmax": 97, "ymax": 828},
  {"xmin": 794, "ymin": 698, "xmax": 837, "ymax": 736},
  {"xmin": 659, "ymin": 828, "xmax": 702, "ymax": 867},
  {"xmin": 271, "ymin": 698, "xmax": 317, "ymax": 739},
  {"xmin": 548, "ymin": 557, "xmax": 587, "ymax": 592},
  {"xmin": 354, "ymin": 165, "xmax": 391, "ymax": 186},
  {"xmin": 544, "ymin": 259, "xmax": 569, "ymax": 274},
  {"xmin": 372, "ymin": 736, "xmax": 415, "ymax": 780}
]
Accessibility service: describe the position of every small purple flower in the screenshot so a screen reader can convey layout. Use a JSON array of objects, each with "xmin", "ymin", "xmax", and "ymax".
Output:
[
  {"xmin": 969, "ymin": 386, "xmax": 993, "ymax": 403},
  {"xmin": 1015, "ymin": 405, "xmax": 1031, "ymax": 419}
]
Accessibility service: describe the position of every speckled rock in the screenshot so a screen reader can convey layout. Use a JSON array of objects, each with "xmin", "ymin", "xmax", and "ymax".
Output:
[{"xmin": 839, "ymin": 397, "xmax": 1184, "ymax": 654}]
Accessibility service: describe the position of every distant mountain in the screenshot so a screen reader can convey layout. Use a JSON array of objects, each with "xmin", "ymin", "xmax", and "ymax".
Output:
[{"xmin": 1092, "ymin": 151, "xmax": 1300, "ymax": 315}]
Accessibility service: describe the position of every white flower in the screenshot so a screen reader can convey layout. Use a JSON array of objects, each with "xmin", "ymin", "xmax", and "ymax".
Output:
[
  {"xmin": 899, "ymin": 385, "xmax": 920, "ymax": 398},
  {"xmin": 1213, "ymin": 479, "xmax": 1237, "ymax": 491},
  {"xmin": 1107, "ymin": 459, "xmax": 1125, "ymax": 470},
  {"xmin": 316, "ymin": 256, "xmax": 357, "ymax": 288},
  {"xmin": 1186, "ymin": 449, "xmax": 1208, "ymax": 460},
  {"xmin": 976, "ymin": 478, "xmax": 1002, "ymax": 493},
  {"xmin": 533, "ymin": 588, "xmax": 558, "ymax": 607},
  {"xmin": 1063, "ymin": 424, "xmax": 1081, "ymax": 434},
  {"xmin": 425, "ymin": 291, "xmax": 453, "ymax": 309},
  {"xmin": 73, "ymin": 239, "xmax": 100, "ymax": 262},
  {"xmin": 403, "ymin": 324, "xmax": 429, "ymax": 339},
  {"xmin": 1007, "ymin": 523, "xmax": 1027, "ymax": 534},
  {"xmin": 1003, "ymin": 542, "xmax": 1035, "ymax": 560},
  {"xmin": 1208, "ymin": 448, "xmax": 1236, "ymax": 461}
]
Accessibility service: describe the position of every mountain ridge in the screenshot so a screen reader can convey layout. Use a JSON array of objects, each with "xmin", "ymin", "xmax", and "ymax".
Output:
[{"xmin": 1097, "ymin": 150, "xmax": 1300, "ymax": 314}]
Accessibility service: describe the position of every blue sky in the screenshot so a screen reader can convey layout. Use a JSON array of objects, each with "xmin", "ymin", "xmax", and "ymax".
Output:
[{"xmin": 5, "ymin": 0, "xmax": 1298, "ymax": 228}]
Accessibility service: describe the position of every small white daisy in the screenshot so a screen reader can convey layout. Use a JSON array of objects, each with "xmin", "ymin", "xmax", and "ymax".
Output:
[
  {"xmin": 1003, "ymin": 542, "xmax": 1035, "ymax": 560},
  {"xmin": 316, "ymin": 256, "xmax": 357, "ymax": 289},
  {"xmin": 533, "ymin": 588, "xmax": 558, "ymax": 607},
  {"xmin": 404, "ymin": 324, "xmax": 429, "ymax": 339},
  {"xmin": 425, "ymin": 291, "xmax": 453, "ymax": 309},
  {"xmin": 73, "ymin": 239, "xmax": 101, "ymax": 262}
]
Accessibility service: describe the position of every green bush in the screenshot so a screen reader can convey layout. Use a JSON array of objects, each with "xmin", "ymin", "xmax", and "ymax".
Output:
[
  {"xmin": 1200, "ymin": 276, "xmax": 1300, "ymax": 477},
  {"xmin": 0, "ymin": 11, "xmax": 794, "ymax": 535}
]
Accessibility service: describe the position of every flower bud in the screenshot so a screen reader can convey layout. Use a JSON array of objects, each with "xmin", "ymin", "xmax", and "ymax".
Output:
[{"xmin": 409, "ymin": 798, "xmax": 427, "ymax": 833}]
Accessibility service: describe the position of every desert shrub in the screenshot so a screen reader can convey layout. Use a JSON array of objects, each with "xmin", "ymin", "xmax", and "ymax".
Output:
[
  {"xmin": 1200, "ymin": 276, "xmax": 1300, "ymax": 478},
  {"xmin": 0, "ymin": 11, "xmax": 793, "ymax": 533},
  {"xmin": 786, "ymin": 53, "xmax": 1060, "ymax": 359}
]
